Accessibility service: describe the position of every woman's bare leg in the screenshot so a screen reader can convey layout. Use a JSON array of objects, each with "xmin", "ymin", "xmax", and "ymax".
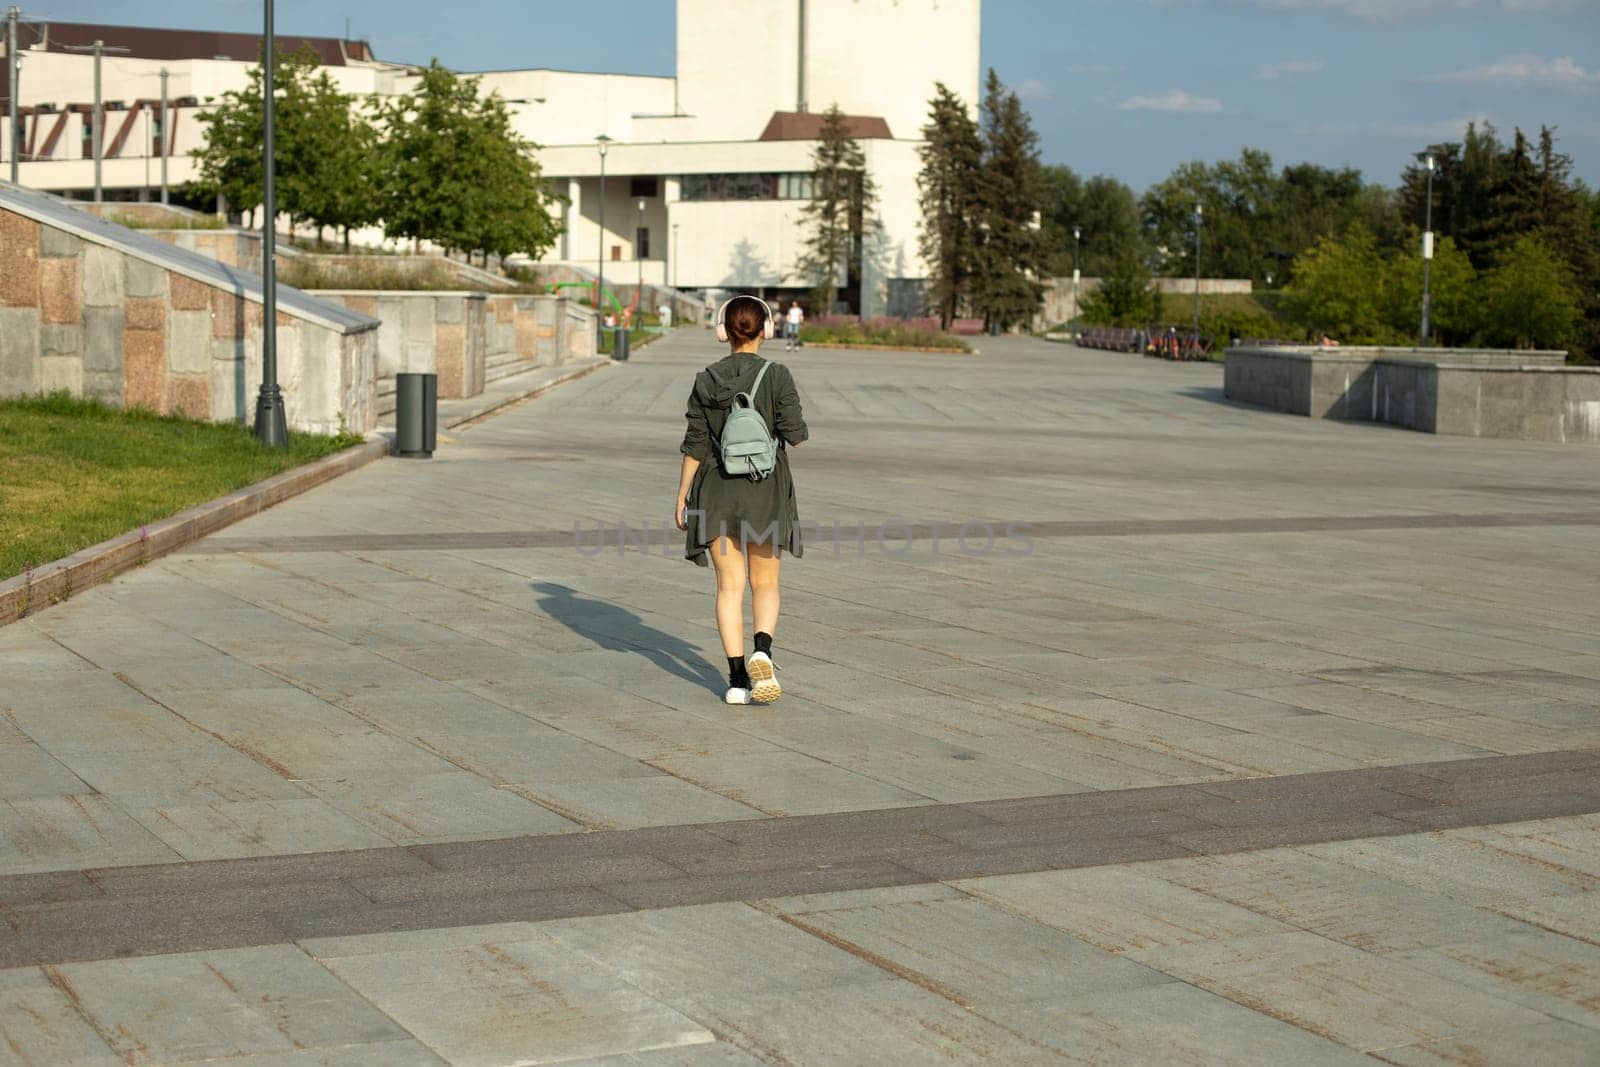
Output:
[
  {"xmin": 708, "ymin": 535, "xmax": 748, "ymax": 658},
  {"xmin": 747, "ymin": 543, "xmax": 781, "ymax": 637}
]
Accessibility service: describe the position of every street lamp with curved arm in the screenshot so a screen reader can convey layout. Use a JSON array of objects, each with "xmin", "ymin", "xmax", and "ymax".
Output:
[{"xmin": 595, "ymin": 134, "xmax": 612, "ymax": 350}]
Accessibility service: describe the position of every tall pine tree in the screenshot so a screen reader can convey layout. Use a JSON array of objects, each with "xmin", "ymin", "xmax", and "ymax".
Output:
[
  {"xmin": 796, "ymin": 105, "xmax": 876, "ymax": 315},
  {"xmin": 973, "ymin": 69, "xmax": 1046, "ymax": 332},
  {"xmin": 916, "ymin": 83, "xmax": 983, "ymax": 330}
]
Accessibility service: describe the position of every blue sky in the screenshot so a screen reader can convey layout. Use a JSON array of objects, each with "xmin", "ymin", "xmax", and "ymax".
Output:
[{"xmin": 46, "ymin": 0, "xmax": 1600, "ymax": 190}]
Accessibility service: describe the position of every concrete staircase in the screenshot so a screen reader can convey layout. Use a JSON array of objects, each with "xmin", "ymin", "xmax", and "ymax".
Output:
[
  {"xmin": 376, "ymin": 353, "xmax": 561, "ymax": 419},
  {"xmin": 486, "ymin": 349, "xmax": 540, "ymax": 386}
]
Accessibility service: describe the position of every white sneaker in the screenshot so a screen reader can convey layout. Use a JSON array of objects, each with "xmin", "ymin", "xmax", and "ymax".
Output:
[
  {"xmin": 748, "ymin": 652, "xmax": 781, "ymax": 704},
  {"xmin": 725, "ymin": 683, "xmax": 752, "ymax": 705}
]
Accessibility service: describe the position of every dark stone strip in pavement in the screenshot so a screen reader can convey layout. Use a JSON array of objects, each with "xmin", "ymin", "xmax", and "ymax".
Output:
[
  {"xmin": 182, "ymin": 511, "xmax": 1600, "ymax": 554},
  {"xmin": 2, "ymin": 750, "xmax": 1597, "ymax": 970}
]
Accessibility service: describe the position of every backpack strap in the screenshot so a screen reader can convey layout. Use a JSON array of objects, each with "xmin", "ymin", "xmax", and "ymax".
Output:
[{"xmin": 734, "ymin": 359, "xmax": 774, "ymax": 410}]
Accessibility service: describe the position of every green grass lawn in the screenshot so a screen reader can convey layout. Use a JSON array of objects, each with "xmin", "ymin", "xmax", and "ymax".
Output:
[{"xmin": 1, "ymin": 393, "xmax": 363, "ymax": 582}]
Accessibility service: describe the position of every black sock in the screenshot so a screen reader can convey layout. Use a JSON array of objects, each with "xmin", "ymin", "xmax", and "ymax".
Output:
[
  {"xmin": 753, "ymin": 632, "xmax": 773, "ymax": 656},
  {"xmin": 728, "ymin": 655, "xmax": 747, "ymax": 682}
]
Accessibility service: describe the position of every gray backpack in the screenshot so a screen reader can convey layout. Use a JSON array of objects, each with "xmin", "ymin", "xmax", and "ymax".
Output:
[{"xmin": 718, "ymin": 360, "xmax": 778, "ymax": 480}]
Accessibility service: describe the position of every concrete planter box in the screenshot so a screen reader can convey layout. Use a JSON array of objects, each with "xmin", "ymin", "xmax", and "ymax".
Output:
[{"xmin": 1224, "ymin": 346, "xmax": 1599, "ymax": 445}]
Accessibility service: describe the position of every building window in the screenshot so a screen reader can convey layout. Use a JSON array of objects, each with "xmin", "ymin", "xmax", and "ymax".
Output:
[
  {"xmin": 780, "ymin": 173, "xmax": 816, "ymax": 199},
  {"xmin": 81, "ymin": 116, "xmax": 95, "ymax": 159},
  {"xmin": 680, "ymin": 173, "xmax": 817, "ymax": 202},
  {"xmin": 152, "ymin": 114, "xmax": 165, "ymax": 157},
  {"xmin": 630, "ymin": 176, "xmax": 659, "ymax": 198},
  {"xmin": 636, "ymin": 227, "xmax": 650, "ymax": 258}
]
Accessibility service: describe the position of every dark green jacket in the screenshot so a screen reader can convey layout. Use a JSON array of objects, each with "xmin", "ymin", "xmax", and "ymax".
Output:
[{"xmin": 680, "ymin": 353, "xmax": 808, "ymax": 566}]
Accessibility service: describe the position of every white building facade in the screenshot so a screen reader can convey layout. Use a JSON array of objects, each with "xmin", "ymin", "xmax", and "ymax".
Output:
[{"xmin": 2, "ymin": 1, "xmax": 981, "ymax": 315}]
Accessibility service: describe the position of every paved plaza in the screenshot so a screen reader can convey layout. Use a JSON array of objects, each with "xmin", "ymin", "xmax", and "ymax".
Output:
[{"xmin": 3, "ymin": 329, "xmax": 1599, "ymax": 1064}]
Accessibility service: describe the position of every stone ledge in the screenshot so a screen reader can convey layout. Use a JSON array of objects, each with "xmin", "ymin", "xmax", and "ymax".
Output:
[
  {"xmin": 0, "ymin": 437, "xmax": 389, "ymax": 627},
  {"xmin": 1224, "ymin": 345, "xmax": 1599, "ymax": 442}
]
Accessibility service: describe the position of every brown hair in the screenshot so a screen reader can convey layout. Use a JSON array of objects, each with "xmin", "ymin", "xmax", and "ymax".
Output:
[{"xmin": 725, "ymin": 296, "xmax": 768, "ymax": 344}]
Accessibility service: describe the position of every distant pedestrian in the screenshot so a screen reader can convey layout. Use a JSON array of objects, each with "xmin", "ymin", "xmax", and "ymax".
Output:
[
  {"xmin": 659, "ymin": 303, "xmax": 673, "ymax": 329},
  {"xmin": 1319, "ymin": 332, "xmax": 1340, "ymax": 347},
  {"xmin": 675, "ymin": 296, "xmax": 809, "ymax": 705},
  {"xmin": 785, "ymin": 300, "xmax": 804, "ymax": 351}
]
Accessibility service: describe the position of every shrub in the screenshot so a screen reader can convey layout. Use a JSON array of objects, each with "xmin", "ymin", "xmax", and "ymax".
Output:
[
  {"xmin": 1477, "ymin": 234, "xmax": 1584, "ymax": 351},
  {"xmin": 109, "ymin": 212, "xmax": 226, "ymax": 231},
  {"xmin": 799, "ymin": 318, "xmax": 970, "ymax": 350},
  {"xmin": 278, "ymin": 257, "xmax": 544, "ymax": 293}
]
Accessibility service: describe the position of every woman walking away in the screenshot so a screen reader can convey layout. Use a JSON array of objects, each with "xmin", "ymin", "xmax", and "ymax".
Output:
[{"xmin": 675, "ymin": 296, "xmax": 809, "ymax": 705}]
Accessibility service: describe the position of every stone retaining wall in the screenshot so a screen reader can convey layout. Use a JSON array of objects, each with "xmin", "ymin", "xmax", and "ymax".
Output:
[
  {"xmin": 145, "ymin": 229, "xmax": 267, "ymax": 275},
  {"xmin": 1224, "ymin": 345, "xmax": 1598, "ymax": 445},
  {"xmin": 1, "ymin": 186, "xmax": 379, "ymax": 435},
  {"xmin": 311, "ymin": 291, "xmax": 597, "ymax": 401},
  {"xmin": 1039, "ymin": 276, "xmax": 1254, "ymax": 328},
  {"xmin": 312, "ymin": 291, "xmax": 487, "ymax": 399}
]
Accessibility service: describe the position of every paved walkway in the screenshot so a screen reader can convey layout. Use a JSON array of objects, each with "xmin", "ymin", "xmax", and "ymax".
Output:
[{"xmin": 3, "ymin": 330, "xmax": 1599, "ymax": 1063}]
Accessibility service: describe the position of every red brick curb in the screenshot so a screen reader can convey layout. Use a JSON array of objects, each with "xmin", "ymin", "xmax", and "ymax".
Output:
[{"xmin": 0, "ymin": 437, "xmax": 389, "ymax": 627}]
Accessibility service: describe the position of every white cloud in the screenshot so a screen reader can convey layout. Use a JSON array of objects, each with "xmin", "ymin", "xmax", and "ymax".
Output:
[
  {"xmin": 1118, "ymin": 90, "xmax": 1224, "ymax": 113},
  {"xmin": 1372, "ymin": 114, "xmax": 1497, "ymax": 140},
  {"xmin": 1257, "ymin": 59, "xmax": 1324, "ymax": 79},
  {"xmin": 1015, "ymin": 79, "xmax": 1053, "ymax": 101},
  {"xmin": 1424, "ymin": 54, "xmax": 1600, "ymax": 90}
]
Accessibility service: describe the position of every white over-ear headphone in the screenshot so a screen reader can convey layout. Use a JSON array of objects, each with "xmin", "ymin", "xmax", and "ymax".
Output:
[{"xmin": 714, "ymin": 295, "xmax": 777, "ymax": 343}]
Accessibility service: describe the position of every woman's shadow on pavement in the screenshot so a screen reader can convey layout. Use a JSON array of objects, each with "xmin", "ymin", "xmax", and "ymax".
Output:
[{"xmin": 531, "ymin": 582, "xmax": 723, "ymax": 691}]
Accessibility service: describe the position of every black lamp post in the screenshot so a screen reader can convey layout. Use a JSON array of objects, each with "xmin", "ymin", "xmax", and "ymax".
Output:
[
  {"xmin": 595, "ymin": 134, "xmax": 611, "ymax": 349},
  {"xmin": 1421, "ymin": 153, "xmax": 1436, "ymax": 346},
  {"xmin": 253, "ymin": 0, "xmax": 286, "ymax": 446},
  {"xmin": 1192, "ymin": 202, "xmax": 1203, "ymax": 343},
  {"xmin": 1071, "ymin": 225, "xmax": 1081, "ymax": 323},
  {"xmin": 6, "ymin": 6, "xmax": 18, "ymax": 186},
  {"xmin": 636, "ymin": 197, "xmax": 646, "ymax": 297},
  {"xmin": 159, "ymin": 66, "xmax": 169, "ymax": 204}
]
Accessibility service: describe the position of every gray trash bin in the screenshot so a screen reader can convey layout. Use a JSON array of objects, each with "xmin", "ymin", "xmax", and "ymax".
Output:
[
  {"xmin": 612, "ymin": 326, "xmax": 630, "ymax": 361},
  {"xmin": 395, "ymin": 372, "xmax": 437, "ymax": 459}
]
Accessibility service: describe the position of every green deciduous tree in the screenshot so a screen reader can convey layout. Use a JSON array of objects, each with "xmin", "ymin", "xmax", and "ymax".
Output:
[
  {"xmin": 1143, "ymin": 150, "xmax": 1275, "ymax": 281},
  {"xmin": 373, "ymin": 61, "xmax": 559, "ymax": 262},
  {"xmin": 1078, "ymin": 246, "xmax": 1155, "ymax": 328},
  {"xmin": 1478, "ymin": 235, "xmax": 1584, "ymax": 350},
  {"xmin": 796, "ymin": 104, "xmax": 876, "ymax": 314},
  {"xmin": 1378, "ymin": 231, "xmax": 1477, "ymax": 343},
  {"xmin": 972, "ymin": 69, "xmax": 1045, "ymax": 332},
  {"xmin": 1280, "ymin": 223, "xmax": 1391, "ymax": 343},
  {"xmin": 916, "ymin": 82, "xmax": 983, "ymax": 329},
  {"xmin": 1142, "ymin": 151, "xmax": 1392, "ymax": 286},
  {"xmin": 1398, "ymin": 123, "xmax": 1599, "ymax": 356},
  {"xmin": 1039, "ymin": 167, "xmax": 1150, "ymax": 279},
  {"xmin": 291, "ymin": 69, "xmax": 381, "ymax": 249},
  {"xmin": 191, "ymin": 45, "xmax": 380, "ymax": 242},
  {"xmin": 190, "ymin": 45, "xmax": 305, "ymax": 221}
]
